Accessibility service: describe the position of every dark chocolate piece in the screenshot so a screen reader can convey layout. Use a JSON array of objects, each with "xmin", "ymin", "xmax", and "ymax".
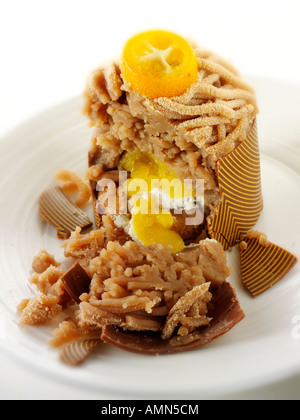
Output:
[
  {"xmin": 38, "ymin": 186, "xmax": 93, "ymax": 239},
  {"xmin": 61, "ymin": 262, "xmax": 92, "ymax": 303},
  {"xmin": 240, "ymin": 236, "xmax": 298, "ymax": 298},
  {"xmin": 101, "ymin": 282, "xmax": 245, "ymax": 355}
]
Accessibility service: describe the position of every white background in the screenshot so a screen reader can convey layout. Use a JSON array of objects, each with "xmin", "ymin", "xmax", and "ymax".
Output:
[
  {"xmin": 0, "ymin": 0, "xmax": 300, "ymax": 138},
  {"xmin": 0, "ymin": 0, "xmax": 300, "ymax": 400}
]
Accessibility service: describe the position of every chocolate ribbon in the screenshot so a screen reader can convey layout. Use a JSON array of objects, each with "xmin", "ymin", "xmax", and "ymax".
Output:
[
  {"xmin": 240, "ymin": 237, "xmax": 298, "ymax": 298},
  {"xmin": 208, "ymin": 122, "xmax": 263, "ymax": 250},
  {"xmin": 39, "ymin": 187, "xmax": 93, "ymax": 239}
]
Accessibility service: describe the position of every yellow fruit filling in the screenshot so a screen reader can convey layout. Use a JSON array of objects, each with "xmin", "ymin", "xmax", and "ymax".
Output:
[
  {"xmin": 120, "ymin": 151, "xmax": 193, "ymax": 200},
  {"xmin": 132, "ymin": 211, "xmax": 185, "ymax": 254},
  {"xmin": 120, "ymin": 152, "xmax": 196, "ymax": 253}
]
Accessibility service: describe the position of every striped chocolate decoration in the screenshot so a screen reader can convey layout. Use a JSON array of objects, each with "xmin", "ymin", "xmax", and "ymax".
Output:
[
  {"xmin": 240, "ymin": 238, "xmax": 298, "ymax": 298},
  {"xmin": 209, "ymin": 121, "xmax": 263, "ymax": 250},
  {"xmin": 39, "ymin": 187, "xmax": 93, "ymax": 239},
  {"xmin": 59, "ymin": 339, "xmax": 102, "ymax": 366}
]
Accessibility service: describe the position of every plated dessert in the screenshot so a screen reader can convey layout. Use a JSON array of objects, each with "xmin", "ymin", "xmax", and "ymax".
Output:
[
  {"xmin": 85, "ymin": 30, "xmax": 261, "ymax": 251},
  {"xmin": 17, "ymin": 30, "xmax": 297, "ymax": 365}
]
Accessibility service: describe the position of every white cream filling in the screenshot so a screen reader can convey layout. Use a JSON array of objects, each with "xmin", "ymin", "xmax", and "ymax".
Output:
[
  {"xmin": 149, "ymin": 188, "xmax": 201, "ymax": 212},
  {"xmin": 114, "ymin": 214, "xmax": 141, "ymax": 244}
]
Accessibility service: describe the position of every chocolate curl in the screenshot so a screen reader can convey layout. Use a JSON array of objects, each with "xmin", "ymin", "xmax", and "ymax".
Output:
[
  {"xmin": 59, "ymin": 339, "xmax": 102, "ymax": 366},
  {"xmin": 240, "ymin": 237, "xmax": 298, "ymax": 298},
  {"xmin": 208, "ymin": 121, "xmax": 263, "ymax": 250},
  {"xmin": 38, "ymin": 187, "xmax": 93, "ymax": 239},
  {"xmin": 101, "ymin": 282, "xmax": 245, "ymax": 355}
]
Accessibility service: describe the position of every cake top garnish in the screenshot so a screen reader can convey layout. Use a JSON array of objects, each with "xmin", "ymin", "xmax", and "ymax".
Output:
[{"xmin": 121, "ymin": 29, "xmax": 198, "ymax": 98}]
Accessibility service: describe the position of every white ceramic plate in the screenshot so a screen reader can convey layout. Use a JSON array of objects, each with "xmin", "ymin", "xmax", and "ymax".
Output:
[{"xmin": 0, "ymin": 77, "xmax": 299, "ymax": 400}]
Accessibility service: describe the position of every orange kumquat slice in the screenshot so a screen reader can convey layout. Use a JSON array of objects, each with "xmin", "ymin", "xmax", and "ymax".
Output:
[{"xmin": 121, "ymin": 29, "xmax": 198, "ymax": 99}]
